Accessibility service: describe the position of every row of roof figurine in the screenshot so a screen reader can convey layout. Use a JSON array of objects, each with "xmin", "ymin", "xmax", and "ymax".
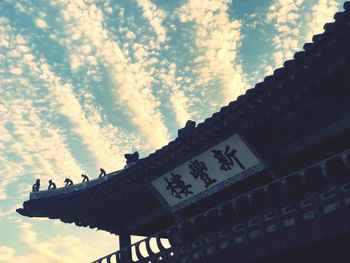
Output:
[
  {"xmin": 31, "ymin": 151, "xmax": 141, "ymax": 192},
  {"xmin": 32, "ymin": 168, "xmax": 107, "ymax": 192}
]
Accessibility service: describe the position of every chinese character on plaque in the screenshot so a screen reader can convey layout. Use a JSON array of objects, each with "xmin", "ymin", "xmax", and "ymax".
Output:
[
  {"xmin": 211, "ymin": 145, "xmax": 245, "ymax": 171},
  {"xmin": 188, "ymin": 159, "xmax": 217, "ymax": 188},
  {"xmin": 164, "ymin": 172, "xmax": 193, "ymax": 199}
]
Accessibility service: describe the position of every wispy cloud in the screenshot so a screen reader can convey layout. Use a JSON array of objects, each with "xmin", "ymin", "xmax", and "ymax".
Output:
[
  {"xmin": 0, "ymin": 246, "xmax": 15, "ymax": 263},
  {"xmin": 305, "ymin": 0, "xmax": 341, "ymax": 41},
  {"xmin": 262, "ymin": 0, "xmax": 342, "ymax": 76},
  {"xmin": 0, "ymin": 218, "xmax": 116, "ymax": 263},
  {"xmin": 0, "ymin": 18, "xmax": 82, "ymax": 196},
  {"xmin": 133, "ymin": 0, "xmax": 193, "ymax": 127},
  {"xmin": 158, "ymin": 62, "xmax": 192, "ymax": 126},
  {"xmin": 34, "ymin": 18, "xmax": 48, "ymax": 29},
  {"xmin": 178, "ymin": 0, "xmax": 248, "ymax": 104},
  {"xmin": 38, "ymin": 64, "xmax": 130, "ymax": 171},
  {"xmin": 136, "ymin": 0, "xmax": 167, "ymax": 43},
  {"xmin": 0, "ymin": 16, "xmax": 136, "ymax": 201},
  {"xmin": 266, "ymin": 0, "xmax": 304, "ymax": 70},
  {"xmin": 54, "ymin": 0, "xmax": 170, "ymax": 148}
]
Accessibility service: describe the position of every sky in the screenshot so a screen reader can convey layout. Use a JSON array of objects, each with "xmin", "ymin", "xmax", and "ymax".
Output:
[{"xmin": 0, "ymin": 0, "xmax": 345, "ymax": 262}]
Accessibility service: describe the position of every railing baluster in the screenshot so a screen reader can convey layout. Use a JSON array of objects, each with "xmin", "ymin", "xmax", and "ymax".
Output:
[{"xmin": 135, "ymin": 241, "xmax": 144, "ymax": 261}]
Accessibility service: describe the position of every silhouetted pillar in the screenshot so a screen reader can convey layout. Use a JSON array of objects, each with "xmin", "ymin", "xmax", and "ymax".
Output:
[{"xmin": 119, "ymin": 232, "xmax": 131, "ymax": 262}]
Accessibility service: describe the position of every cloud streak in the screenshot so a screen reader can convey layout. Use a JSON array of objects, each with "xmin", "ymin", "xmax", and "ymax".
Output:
[
  {"xmin": 0, "ymin": 19, "xmax": 82, "ymax": 197},
  {"xmin": 136, "ymin": 0, "xmax": 167, "ymax": 43},
  {"xmin": 0, "ymin": 218, "xmax": 116, "ymax": 263},
  {"xmin": 178, "ymin": 0, "xmax": 248, "ymax": 104},
  {"xmin": 54, "ymin": 0, "xmax": 170, "ymax": 149},
  {"xmin": 305, "ymin": 0, "xmax": 341, "ymax": 41},
  {"xmin": 266, "ymin": 0, "xmax": 304, "ymax": 69}
]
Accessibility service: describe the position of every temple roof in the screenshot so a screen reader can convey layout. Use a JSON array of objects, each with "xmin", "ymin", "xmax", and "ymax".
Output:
[{"xmin": 17, "ymin": 2, "xmax": 350, "ymax": 236}]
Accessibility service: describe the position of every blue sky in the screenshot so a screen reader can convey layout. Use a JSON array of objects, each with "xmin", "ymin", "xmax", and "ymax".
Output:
[{"xmin": 0, "ymin": 0, "xmax": 344, "ymax": 261}]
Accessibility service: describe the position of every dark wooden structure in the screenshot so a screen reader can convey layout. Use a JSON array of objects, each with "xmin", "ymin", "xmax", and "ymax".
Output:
[{"xmin": 17, "ymin": 2, "xmax": 350, "ymax": 262}]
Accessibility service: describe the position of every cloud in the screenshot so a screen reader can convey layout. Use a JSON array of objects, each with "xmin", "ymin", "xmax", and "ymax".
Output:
[
  {"xmin": 169, "ymin": 89, "xmax": 192, "ymax": 127},
  {"xmin": 0, "ymin": 19, "xmax": 135, "ymax": 202},
  {"xmin": 0, "ymin": 20, "xmax": 84, "ymax": 196},
  {"xmin": 9, "ymin": 67, "xmax": 23, "ymax": 75},
  {"xmin": 305, "ymin": 0, "xmax": 341, "ymax": 41},
  {"xmin": 38, "ymin": 66, "xmax": 128, "ymax": 171},
  {"xmin": 157, "ymin": 62, "xmax": 192, "ymax": 126},
  {"xmin": 34, "ymin": 18, "xmax": 48, "ymax": 29},
  {"xmin": 17, "ymin": 20, "xmax": 141, "ymax": 171},
  {"xmin": 266, "ymin": 0, "xmax": 304, "ymax": 69},
  {"xmin": 0, "ymin": 17, "xmax": 10, "ymax": 48},
  {"xmin": 262, "ymin": 0, "xmax": 342, "ymax": 76},
  {"xmin": 0, "ymin": 218, "xmax": 117, "ymax": 263},
  {"xmin": 0, "ymin": 98, "xmax": 83, "ymax": 194},
  {"xmin": 0, "ymin": 246, "xmax": 15, "ymax": 262},
  {"xmin": 136, "ymin": 0, "xmax": 167, "ymax": 43},
  {"xmin": 54, "ymin": 0, "xmax": 170, "ymax": 149},
  {"xmin": 0, "ymin": 206, "xmax": 18, "ymax": 218},
  {"xmin": 16, "ymin": 219, "xmax": 38, "ymax": 244},
  {"xmin": 178, "ymin": 0, "xmax": 248, "ymax": 104}
]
